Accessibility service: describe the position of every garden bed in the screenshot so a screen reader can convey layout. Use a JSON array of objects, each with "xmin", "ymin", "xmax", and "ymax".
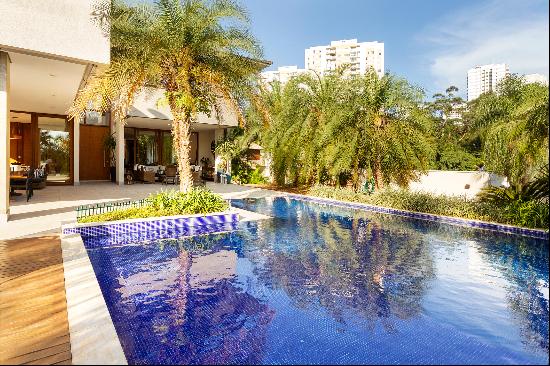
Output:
[
  {"xmin": 77, "ymin": 189, "xmax": 229, "ymax": 223},
  {"xmin": 308, "ymin": 185, "xmax": 549, "ymax": 230}
]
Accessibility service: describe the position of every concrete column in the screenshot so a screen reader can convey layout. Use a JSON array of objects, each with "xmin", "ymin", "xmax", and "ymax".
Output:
[
  {"xmin": 73, "ymin": 116, "xmax": 80, "ymax": 185},
  {"xmin": 114, "ymin": 118, "xmax": 124, "ymax": 185},
  {"xmin": 0, "ymin": 52, "xmax": 10, "ymax": 223}
]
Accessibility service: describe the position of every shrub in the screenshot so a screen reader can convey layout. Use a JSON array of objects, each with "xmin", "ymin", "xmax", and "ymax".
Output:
[
  {"xmin": 502, "ymin": 200, "xmax": 548, "ymax": 229},
  {"xmin": 308, "ymin": 185, "xmax": 548, "ymax": 229},
  {"xmin": 247, "ymin": 167, "xmax": 267, "ymax": 184},
  {"xmin": 230, "ymin": 158, "xmax": 253, "ymax": 184},
  {"xmin": 78, "ymin": 188, "xmax": 228, "ymax": 223},
  {"xmin": 475, "ymin": 167, "xmax": 549, "ymax": 229}
]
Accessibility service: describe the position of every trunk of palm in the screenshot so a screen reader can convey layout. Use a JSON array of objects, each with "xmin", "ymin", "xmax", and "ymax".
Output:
[
  {"xmin": 171, "ymin": 109, "xmax": 193, "ymax": 192},
  {"xmin": 373, "ymin": 156, "xmax": 383, "ymax": 189},
  {"xmin": 352, "ymin": 157, "xmax": 360, "ymax": 191}
]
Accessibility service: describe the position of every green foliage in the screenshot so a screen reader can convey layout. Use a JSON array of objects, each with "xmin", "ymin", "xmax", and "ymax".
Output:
[
  {"xmin": 309, "ymin": 185, "xmax": 548, "ymax": 229},
  {"xmin": 476, "ymin": 166, "xmax": 549, "ymax": 228},
  {"xmin": 230, "ymin": 158, "xmax": 253, "ymax": 183},
  {"xmin": 79, "ymin": 189, "xmax": 228, "ymax": 223},
  {"xmin": 70, "ymin": 0, "xmax": 264, "ymax": 191},
  {"xmin": 102, "ymin": 133, "xmax": 117, "ymax": 167},
  {"xmin": 426, "ymin": 86, "xmax": 481, "ymax": 171},
  {"xmin": 247, "ymin": 69, "xmax": 434, "ymax": 189},
  {"xmin": 40, "ymin": 130, "xmax": 70, "ymax": 175},
  {"xmin": 467, "ymin": 75, "xmax": 549, "ymax": 185},
  {"xmin": 231, "ymin": 161, "xmax": 266, "ymax": 184},
  {"xmin": 247, "ymin": 167, "xmax": 267, "ymax": 184},
  {"xmin": 432, "ymin": 143, "xmax": 481, "ymax": 171},
  {"xmin": 500, "ymin": 200, "xmax": 548, "ymax": 229}
]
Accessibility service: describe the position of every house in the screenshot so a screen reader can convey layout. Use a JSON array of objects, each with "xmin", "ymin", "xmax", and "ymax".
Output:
[
  {"xmin": 0, "ymin": 0, "xmax": 265, "ymax": 223},
  {"xmin": 246, "ymin": 143, "xmax": 272, "ymax": 180}
]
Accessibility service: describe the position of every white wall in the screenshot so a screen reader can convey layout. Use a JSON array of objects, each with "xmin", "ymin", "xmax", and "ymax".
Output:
[
  {"xmin": 0, "ymin": 0, "xmax": 109, "ymax": 65},
  {"xmin": 197, "ymin": 130, "xmax": 215, "ymax": 166},
  {"xmin": 129, "ymin": 88, "xmax": 239, "ymax": 127},
  {"xmin": 408, "ymin": 170, "xmax": 509, "ymax": 198}
]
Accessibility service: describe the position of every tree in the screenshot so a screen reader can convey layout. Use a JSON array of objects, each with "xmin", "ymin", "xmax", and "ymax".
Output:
[
  {"xmin": 327, "ymin": 70, "xmax": 433, "ymax": 189},
  {"xmin": 251, "ymin": 70, "xmax": 349, "ymax": 186},
  {"xmin": 467, "ymin": 75, "xmax": 549, "ymax": 185},
  {"xmin": 69, "ymin": 0, "xmax": 264, "ymax": 191},
  {"xmin": 426, "ymin": 86, "xmax": 481, "ymax": 171},
  {"xmin": 246, "ymin": 69, "xmax": 433, "ymax": 190}
]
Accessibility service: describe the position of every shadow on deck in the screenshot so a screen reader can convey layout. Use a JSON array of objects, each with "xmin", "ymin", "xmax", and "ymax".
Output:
[{"xmin": 0, "ymin": 235, "xmax": 71, "ymax": 365}]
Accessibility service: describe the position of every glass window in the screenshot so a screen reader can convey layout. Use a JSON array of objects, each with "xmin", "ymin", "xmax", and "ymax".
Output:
[
  {"xmin": 136, "ymin": 130, "xmax": 158, "ymax": 165},
  {"xmin": 162, "ymin": 131, "xmax": 198, "ymax": 166},
  {"xmin": 38, "ymin": 116, "xmax": 71, "ymax": 183},
  {"xmin": 162, "ymin": 132, "xmax": 176, "ymax": 166},
  {"xmin": 84, "ymin": 110, "xmax": 109, "ymax": 125}
]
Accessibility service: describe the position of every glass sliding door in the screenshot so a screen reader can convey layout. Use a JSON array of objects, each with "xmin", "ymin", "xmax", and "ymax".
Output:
[
  {"xmin": 162, "ymin": 131, "xmax": 176, "ymax": 166},
  {"xmin": 124, "ymin": 127, "xmax": 136, "ymax": 169},
  {"xmin": 38, "ymin": 116, "xmax": 72, "ymax": 184},
  {"xmin": 136, "ymin": 130, "xmax": 158, "ymax": 165},
  {"xmin": 161, "ymin": 131, "xmax": 198, "ymax": 166}
]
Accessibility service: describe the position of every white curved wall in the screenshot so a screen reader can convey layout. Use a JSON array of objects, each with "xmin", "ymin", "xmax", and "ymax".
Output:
[{"xmin": 408, "ymin": 170, "xmax": 509, "ymax": 198}]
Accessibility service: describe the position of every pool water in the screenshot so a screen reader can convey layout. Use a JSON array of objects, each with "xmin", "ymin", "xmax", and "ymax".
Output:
[{"xmin": 83, "ymin": 197, "xmax": 549, "ymax": 365}]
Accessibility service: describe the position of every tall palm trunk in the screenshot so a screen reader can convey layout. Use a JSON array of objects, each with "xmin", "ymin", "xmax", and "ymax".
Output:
[
  {"xmin": 372, "ymin": 156, "xmax": 383, "ymax": 189},
  {"xmin": 171, "ymin": 107, "xmax": 193, "ymax": 192},
  {"xmin": 352, "ymin": 157, "xmax": 360, "ymax": 191}
]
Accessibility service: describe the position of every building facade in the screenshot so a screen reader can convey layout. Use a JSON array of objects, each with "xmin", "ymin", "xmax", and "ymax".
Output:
[
  {"xmin": 305, "ymin": 39, "xmax": 384, "ymax": 77},
  {"xmin": 524, "ymin": 73, "xmax": 548, "ymax": 85},
  {"xmin": 0, "ymin": 0, "xmax": 251, "ymax": 222},
  {"xmin": 466, "ymin": 63, "xmax": 509, "ymax": 101},
  {"xmin": 260, "ymin": 66, "xmax": 311, "ymax": 85}
]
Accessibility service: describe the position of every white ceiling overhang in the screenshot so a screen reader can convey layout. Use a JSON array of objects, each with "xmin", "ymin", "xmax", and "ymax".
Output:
[
  {"xmin": 8, "ymin": 51, "xmax": 87, "ymax": 115},
  {"xmin": 125, "ymin": 116, "xmax": 227, "ymax": 132}
]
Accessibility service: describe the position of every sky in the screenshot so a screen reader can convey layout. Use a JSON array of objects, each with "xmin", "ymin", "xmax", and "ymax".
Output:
[{"xmin": 242, "ymin": 0, "xmax": 549, "ymax": 98}]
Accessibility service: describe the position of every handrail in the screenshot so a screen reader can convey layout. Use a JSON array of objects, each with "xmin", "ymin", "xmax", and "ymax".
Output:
[{"xmin": 76, "ymin": 198, "xmax": 150, "ymax": 219}]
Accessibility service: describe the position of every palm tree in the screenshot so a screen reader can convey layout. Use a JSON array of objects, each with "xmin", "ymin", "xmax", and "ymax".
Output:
[
  {"xmin": 246, "ymin": 69, "xmax": 432, "ymax": 189},
  {"xmin": 469, "ymin": 75, "xmax": 549, "ymax": 186},
  {"xmin": 327, "ymin": 70, "xmax": 433, "ymax": 189},
  {"xmin": 255, "ymin": 69, "xmax": 349, "ymax": 186},
  {"xmin": 69, "ymin": 0, "xmax": 264, "ymax": 191}
]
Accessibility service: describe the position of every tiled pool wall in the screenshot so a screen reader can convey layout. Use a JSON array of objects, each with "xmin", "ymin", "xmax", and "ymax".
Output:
[
  {"xmin": 83, "ymin": 222, "xmax": 239, "ymax": 249},
  {"xmin": 287, "ymin": 193, "xmax": 549, "ymax": 240},
  {"xmin": 62, "ymin": 212, "xmax": 239, "ymax": 238}
]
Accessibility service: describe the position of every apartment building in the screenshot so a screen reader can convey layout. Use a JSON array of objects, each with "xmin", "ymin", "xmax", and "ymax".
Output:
[
  {"xmin": 466, "ymin": 63, "xmax": 509, "ymax": 101},
  {"xmin": 261, "ymin": 66, "xmax": 311, "ymax": 84},
  {"xmin": 305, "ymin": 39, "xmax": 384, "ymax": 77},
  {"xmin": 524, "ymin": 73, "xmax": 548, "ymax": 85}
]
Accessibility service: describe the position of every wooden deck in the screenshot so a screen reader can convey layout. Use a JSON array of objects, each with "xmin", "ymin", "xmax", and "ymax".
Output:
[{"xmin": 0, "ymin": 235, "xmax": 72, "ymax": 365}]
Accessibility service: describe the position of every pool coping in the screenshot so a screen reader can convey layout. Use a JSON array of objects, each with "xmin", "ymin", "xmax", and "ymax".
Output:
[
  {"xmin": 61, "ymin": 233, "xmax": 128, "ymax": 365},
  {"xmin": 59, "ymin": 210, "xmax": 244, "ymax": 365},
  {"xmin": 285, "ymin": 193, "xmax": 549, "ymax": 239}
]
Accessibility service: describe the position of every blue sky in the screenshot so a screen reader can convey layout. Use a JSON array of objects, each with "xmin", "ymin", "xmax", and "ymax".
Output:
[{"xmin": 242, "ymin": 0, "xmax": 549, "ymax": 98}]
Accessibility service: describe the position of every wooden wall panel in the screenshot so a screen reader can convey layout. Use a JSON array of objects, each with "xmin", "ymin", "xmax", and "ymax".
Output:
[{"xmin": 79, "ymin": 125, "xmax": 110, "ymax": 180}]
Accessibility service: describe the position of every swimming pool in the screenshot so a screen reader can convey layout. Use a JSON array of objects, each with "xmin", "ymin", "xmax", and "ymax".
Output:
[{"xmin": 82, "ymin": 196, "xmax": 549, "ymax": 365}]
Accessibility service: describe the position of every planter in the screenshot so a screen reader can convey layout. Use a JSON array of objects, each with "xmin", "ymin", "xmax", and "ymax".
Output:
[{"xmin": 109, "ymin": 167, "xmax": 116, "ymax": 182}]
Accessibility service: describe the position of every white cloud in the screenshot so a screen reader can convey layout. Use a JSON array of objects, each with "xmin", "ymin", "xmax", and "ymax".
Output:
[{"xmin": 422, "ymin": 0, "xmax": 549, "ymax": 94}]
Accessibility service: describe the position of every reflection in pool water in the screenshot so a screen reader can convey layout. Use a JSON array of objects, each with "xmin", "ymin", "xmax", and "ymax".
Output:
[{"xmin": 83, "ymin": 197, "xmax": 549, "ymax": 365}]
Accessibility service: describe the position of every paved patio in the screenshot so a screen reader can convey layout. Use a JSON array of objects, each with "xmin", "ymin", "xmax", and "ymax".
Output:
[{"xmin": 1, "ymin": 182, "xmax": 280, "ymax": 240}]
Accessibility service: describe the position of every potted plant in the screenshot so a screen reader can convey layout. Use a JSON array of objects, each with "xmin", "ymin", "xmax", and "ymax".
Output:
[{"xmin": 103, "ymin": 133, "xmax": 117, "ymax": 182}]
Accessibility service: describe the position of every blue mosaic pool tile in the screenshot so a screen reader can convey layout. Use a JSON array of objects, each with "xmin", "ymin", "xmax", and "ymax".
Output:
[
  {"xmin": 83, "ymin": 222, "xmax": 239, "ymax": 249},
  {"xmin": 85, "ymin": 196, "xmax": 549, "ymax": 365},
  {"xmin": 62, "ymin": 212, "xmax": 238, "ymax": 238},
  {"xmin": 286, "ymin": 193, "xmax": 549, "ymax": 239}
]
